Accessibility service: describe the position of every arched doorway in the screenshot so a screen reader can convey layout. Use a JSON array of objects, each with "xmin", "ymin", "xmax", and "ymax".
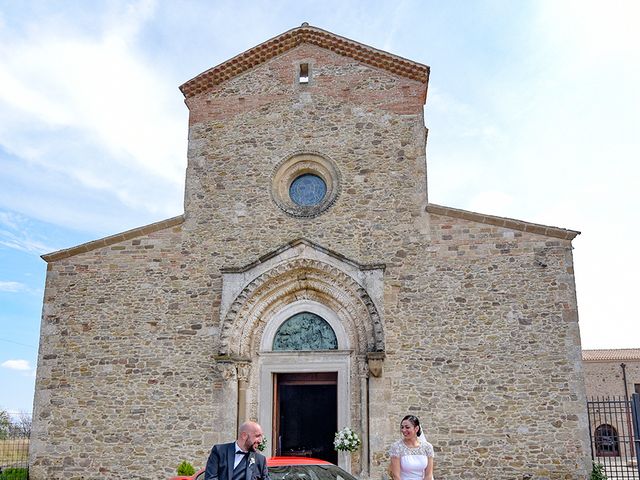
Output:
[
  {"xmin": 258, "ymin": 300, "xmax": 351, "ymax": 465},
  {"xmin": 275, "ymin": 371, "xmax": 337, "ymax": 463},
  {"xmin": 271, "ymin": 311, "xmax": 339, "ymax": 462},
  {"xmin": 218, "ymin": 244, "xmax": 386, "ymax": 474}
]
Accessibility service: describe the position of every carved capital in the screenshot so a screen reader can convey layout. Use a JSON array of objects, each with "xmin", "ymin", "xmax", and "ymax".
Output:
[
  {"xmin": 367, "ymin": 352, "xmax": 385, "ymax": 378},
  {"xmin": 236, "ymin": 361, "xmax": 252, "ymax": 383}
]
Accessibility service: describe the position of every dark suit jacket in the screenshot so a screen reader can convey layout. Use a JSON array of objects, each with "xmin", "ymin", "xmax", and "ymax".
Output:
[{"xmin": 205, "ymin": 442, "xmax": 269, "ymax": 480}]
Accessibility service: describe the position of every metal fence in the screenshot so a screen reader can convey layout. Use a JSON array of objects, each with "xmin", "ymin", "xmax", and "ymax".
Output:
[
  {"xmin": 587, "ymin": 393, "xmax": 640, "ymax": 479},
  {"xmin": 0, "ymin": 411, "xmax": 30, "ymax": 479}
]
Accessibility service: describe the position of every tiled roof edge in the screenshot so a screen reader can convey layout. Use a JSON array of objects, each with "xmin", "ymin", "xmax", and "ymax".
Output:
[
  {"xmin": 582, "ymin": 349, "xmax": 640, "ymax": 361},
  {"xmin": 426, "ymin": 203, "xmax": 580, "ymax": 240},
  {"xmin": 41, "ymin": 215, "xmax": 185, "ymax": 263},
  {"xmin": 180, "ymin": 24, "xmax": 430, "ymax": 98}
]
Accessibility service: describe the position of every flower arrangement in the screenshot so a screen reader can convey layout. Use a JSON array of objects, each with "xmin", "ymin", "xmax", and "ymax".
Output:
[
  {"xmin": 333, "ymin": 427, "xmax": 361, "ymax": 452},
  {"xmin": 257, "ymin": 437, "xmax": 267, "ymax": 452}
]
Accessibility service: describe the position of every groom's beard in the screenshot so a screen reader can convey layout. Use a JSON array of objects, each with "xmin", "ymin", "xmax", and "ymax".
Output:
[{"xmin": 242, "ymin": 439, "xmax": 256, "ymax": 452}]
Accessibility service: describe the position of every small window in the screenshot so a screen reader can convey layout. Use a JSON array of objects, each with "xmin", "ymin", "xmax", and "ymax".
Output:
[
  {"xmin": 299, "ymin": 63, "xmax": 309, "ymax": 84},
  {"xmin": 635, "ymin": 383, "xmax": 640, "ymax": 394},
  {"xmin": 289, "ymin": 173, "xmax": 326, "ymax": 206},
  {"xmin": 595, "ymin": 424, "xmax": 620, "ymax": 457}
]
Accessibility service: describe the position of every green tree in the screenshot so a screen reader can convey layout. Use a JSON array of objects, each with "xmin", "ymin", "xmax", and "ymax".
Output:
[{"xmin": 0, "ymin": 409, "xmax": 11, "ymax": 440}]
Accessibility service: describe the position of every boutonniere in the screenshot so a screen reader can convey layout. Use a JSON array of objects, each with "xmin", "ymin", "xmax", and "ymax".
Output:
[{"xmin": 249, "ymin": 457, "xmax": 255, "ymax": 466}]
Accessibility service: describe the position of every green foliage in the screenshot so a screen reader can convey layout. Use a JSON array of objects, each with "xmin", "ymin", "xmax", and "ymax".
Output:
[
  {"xmin": 257, "ymin": 437, "xmax": 267, "ymax": 452},
  {"xmin": 0, "ymin": 468, "xmax": 29, "ymax": 480},
  {"xmin": 0, "ymin": 410, "xmax": 11, "ymax": 440},
  {"xmin": 177, "ymin": 460, "xmax": 196, "ymax": 476},
  {"xmin": 590, "ymin": 462, "xmax": 607, "ymax": 480}
]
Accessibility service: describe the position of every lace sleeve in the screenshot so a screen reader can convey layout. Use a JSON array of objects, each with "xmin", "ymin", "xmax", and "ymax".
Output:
[
  {"xmin": 388, "ymin": 440, "xmax": 403, "ymax": 457},
  {"xmin": 422, "ymin": 441, "xmax": 435, "ymax": 458}
]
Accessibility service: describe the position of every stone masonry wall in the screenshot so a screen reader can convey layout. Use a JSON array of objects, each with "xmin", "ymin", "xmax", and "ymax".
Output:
[
  {"xmin": 583, "ymin": 359, "xmax": 640, "ymax": 398},
  {"xmin": 32, "ymin": 42, "xmax": 590, "ymax": 479},
  {"xmin": 369, "ymin": 213, "xmax": 590, "ymax": 478},
  {"xmin": 31, "ymin": 223, "xmax": 235, "ymax": 479}
]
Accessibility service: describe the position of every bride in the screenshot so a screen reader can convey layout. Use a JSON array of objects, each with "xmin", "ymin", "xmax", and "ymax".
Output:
[{"xmin": 388, "ymin": 415, "xmax": 434, "ymax": 480}]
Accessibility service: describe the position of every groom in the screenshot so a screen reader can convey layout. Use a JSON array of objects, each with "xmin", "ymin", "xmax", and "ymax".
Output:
[{"xmin": 205, "ymin": 421, "xmax": 270, "ymax": 480}]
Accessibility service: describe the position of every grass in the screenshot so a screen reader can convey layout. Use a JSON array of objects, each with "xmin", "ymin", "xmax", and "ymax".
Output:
[{"xmin": 0, "ymin": 468, "xmax": 29, "ymax": 480}]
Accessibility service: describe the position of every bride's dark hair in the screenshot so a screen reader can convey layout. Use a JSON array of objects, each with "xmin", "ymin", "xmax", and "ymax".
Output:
[{"xmin": 401, "ymin": 415, "xmax": 422, "ymax": 436}]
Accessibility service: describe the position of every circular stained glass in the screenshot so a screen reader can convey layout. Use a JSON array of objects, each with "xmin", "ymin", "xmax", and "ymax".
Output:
[{"xmin": 289, "ymin": 174, "xmax": 327, "ymax": 206}]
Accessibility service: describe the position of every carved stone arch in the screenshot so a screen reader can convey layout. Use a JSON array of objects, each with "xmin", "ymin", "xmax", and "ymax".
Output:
[
  {"xmin": 234, "ymin": 274, "xmax": 364, "ymax": 355},
  {"xmin": 247, "ymin": 286, "xmax": 362, "ymax": 355},
  {"xmin": 218, "ymin": 258, "xmax": 384, "ymax": 357},
  {"xmin": 226, "ymin": 265, "xmax": 370, "ymax": 356}
]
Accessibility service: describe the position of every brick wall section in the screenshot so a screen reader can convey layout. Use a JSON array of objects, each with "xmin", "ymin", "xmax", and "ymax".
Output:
[
  {"xmin": 184, "ymin": 44, "xmax": 426, "ymax": 125},
  {"xmin": 31, "ymin": 41, "xmax": 590, "ymax": 479}
]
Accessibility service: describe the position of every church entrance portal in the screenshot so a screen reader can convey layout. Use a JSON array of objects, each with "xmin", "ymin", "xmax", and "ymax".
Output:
[{"xmin": 274, "ymin": 372, "xmax": 337, "ymax": 463}]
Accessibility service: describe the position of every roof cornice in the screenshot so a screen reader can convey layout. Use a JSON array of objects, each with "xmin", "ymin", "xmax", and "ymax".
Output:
[
  {"xmin": 582, "ymin": 348, "xmax": 640, "ymax": 361},
  {"xmin": 41, "ymin": 215, "xmax": 185, "ymax": 263},
  {"xmin": 221, "ymin": 238, "xmax": 385, "ymax": 274},
  {"xmin": 180, "ymin": 24, "xmax": 430, "ymax": 98},
  {"xmin": 426, "ymin": 203, "xmax": 580, "ymax": 240}
]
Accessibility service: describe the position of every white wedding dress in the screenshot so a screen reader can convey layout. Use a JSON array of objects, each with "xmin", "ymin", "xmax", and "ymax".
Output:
[{"xmin": 388, "ymin": 439, "xmax": 434, "ymax": 480}]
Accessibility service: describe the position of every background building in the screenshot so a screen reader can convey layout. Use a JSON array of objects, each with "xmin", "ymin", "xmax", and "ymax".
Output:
[
  {"xmin": 30, "ymin": 25, "xmax": 590, "ymax": 479},
  {"xmin": 583, "ymin": 349, "xmax": 640, "ymax": 399},
  {"xmin": 582, "ymin": 348, "xmax": 640, "ymax": 463}
]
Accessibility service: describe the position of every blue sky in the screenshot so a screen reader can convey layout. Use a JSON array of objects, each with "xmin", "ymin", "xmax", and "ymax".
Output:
[{"xmin": 1, "ymin": 0, "xmax": 639, "ymax": 414}]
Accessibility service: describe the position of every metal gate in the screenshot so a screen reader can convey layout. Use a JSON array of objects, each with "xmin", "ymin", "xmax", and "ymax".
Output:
[
  {"xmin": 0, "ymin": 410, "xmax": 29, "ymax": 478},
  {"xmin": 587, "ymin": 393, "xmax": 640, "ymax": 479}
]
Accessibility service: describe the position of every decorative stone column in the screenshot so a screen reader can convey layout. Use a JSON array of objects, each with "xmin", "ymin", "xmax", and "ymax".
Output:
[
  {"xmin": 358, "ymin": 355, "xmax": 369, "ymax": 478},
  {"xmin": 339, "ymin": 450, "xmax": 352, "ymax": 473},
  {"xmin": 366, "ymin": 352, "xmax": 384, "ymax": 479},
  {"xmin": 236, "ymin": 360, "xmax": 252, "ymax": 427}
]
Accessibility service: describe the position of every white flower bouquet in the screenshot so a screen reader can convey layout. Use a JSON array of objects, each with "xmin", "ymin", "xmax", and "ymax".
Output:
[{"xmin": 333, "ymin": 427, "xmax": 361, "ymax": 452}]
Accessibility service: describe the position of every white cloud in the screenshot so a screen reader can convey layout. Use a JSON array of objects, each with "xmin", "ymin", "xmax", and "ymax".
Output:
[
  {"xmin": 0, "ymin": 211, "xmax": 19, "ymax": 230},
  {"xmin": 0, "ymin": 23, "xmax": 187, "ymax": 180},
  {"xmin": 0, "ymin": 281, "xmax": 26, "ymax": 293},
  {"xmin": 536, "ymin": 0, "xmax": 640, "ymax": 65},
  {"xmin": 0, "ymin": 211, "xmax": 56, "ymax": 254},
  {"xmin": 1, "ymin": 359, "xmax": 31, "ymax": 371},
  {"xmin": 0, "ymin": 0, "xmax": 187, "ymax": 235}
]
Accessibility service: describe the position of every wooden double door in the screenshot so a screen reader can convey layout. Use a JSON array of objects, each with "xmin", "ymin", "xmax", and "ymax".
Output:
[{"xmin": 273, "ymin": 372, "xmax": 337, "ymax": 463}]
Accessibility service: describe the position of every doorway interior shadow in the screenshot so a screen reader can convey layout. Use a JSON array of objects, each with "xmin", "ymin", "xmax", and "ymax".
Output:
[{"xmin": 274, "ymin": 372, "xmax": 338, "ymax": 464}]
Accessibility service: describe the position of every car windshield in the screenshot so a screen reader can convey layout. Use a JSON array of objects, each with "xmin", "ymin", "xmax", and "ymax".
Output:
[{"xmin": 269, "ymin": 464, "xmax": 358, "ymax": 480}]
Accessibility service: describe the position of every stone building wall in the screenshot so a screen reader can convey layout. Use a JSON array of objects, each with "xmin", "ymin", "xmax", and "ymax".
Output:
[
  {"xmin": 581, "ymin": 350, "xmax": 640, "ymax": 462},
  {"xmin": 375, "ymin": 213, "xmax": 588, "ymax": 478},
  {"xmin": 31, "ymin": 27, "xmax": 590, "ymax": 480},
  {"xmin": 582, "ymin": 352, "xmax": 640, "ymax": 398}
]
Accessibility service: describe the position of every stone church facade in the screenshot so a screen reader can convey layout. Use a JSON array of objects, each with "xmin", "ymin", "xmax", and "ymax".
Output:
[{"xmin": 31, "ymin": 25, "xmax": 591, "ymax": 479}]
